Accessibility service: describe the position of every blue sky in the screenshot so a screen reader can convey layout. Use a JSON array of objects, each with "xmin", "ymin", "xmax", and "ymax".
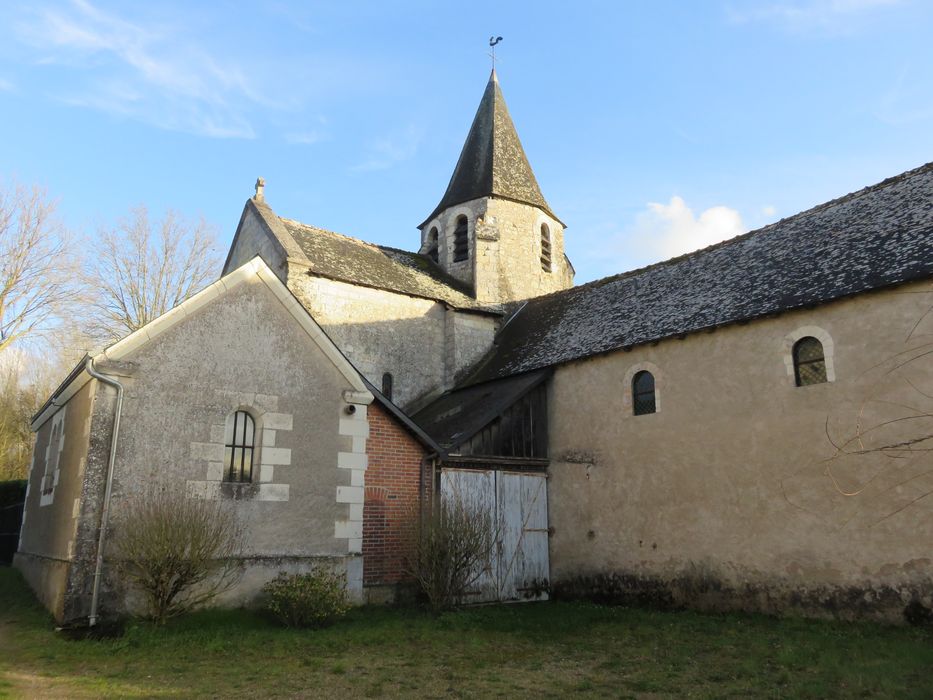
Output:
[{"xmin": 1, "ymin": 0, "xmax": 931, "ymax": 283}]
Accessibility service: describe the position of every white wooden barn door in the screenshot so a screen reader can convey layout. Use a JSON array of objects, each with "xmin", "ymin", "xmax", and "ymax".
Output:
[{"xmin": 440, "ymin": 468, "xmax": 549, "ymax": 604}]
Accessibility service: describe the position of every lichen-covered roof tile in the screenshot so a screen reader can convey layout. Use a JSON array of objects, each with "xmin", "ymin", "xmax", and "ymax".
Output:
[
  {"xmin": 419, "ymin": 70, "xmax": 558, "ymax": 227},
  {"xmin": 280, "ymin": 218, "xmax": 494, "ymax": 311},
  {"xmin": 464, "ymin": 161, "xmax": 933, "ymax": 385}
]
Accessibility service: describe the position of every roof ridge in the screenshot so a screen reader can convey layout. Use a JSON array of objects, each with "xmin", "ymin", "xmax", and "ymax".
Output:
[
  {"xmin": 279, "ymin": 216, "xmax": 385, "ymax": 250},
  {"xmin": 522, "ymin": 159, "xmax": 933, "ymax": 304}
]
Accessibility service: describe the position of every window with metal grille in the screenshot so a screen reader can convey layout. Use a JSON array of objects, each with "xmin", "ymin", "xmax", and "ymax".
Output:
[
  {"xmin": 224, "ymin": 410, "xmax": 255, "ymax": 483},
  {"xmin": 793, "ymin": 336, "xmax": 827, "ymax": 386},
  {"xmin": 632, "ymin": 371, "xmax": 656, "ymax": 415},
  {"xmin": 427, "ymin": 227, "xmax": 439, "ymax": 263},
  {"xmin": 453, "ymin": 216, "xmax": 469, "ymax": 262},
  {"xmin": 540, "ymin": 224, "xmax": 552, "ymax": 272},
  {"xmin": 382, "ymin": 372, "xmax": 393, "ymax": 401}
]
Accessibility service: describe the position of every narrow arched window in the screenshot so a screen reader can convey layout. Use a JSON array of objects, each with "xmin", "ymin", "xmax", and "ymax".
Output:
[
  {"xmin": 453, "ymin": 216, "xmax": 469, "ymax": 262},
  {"xmin": 224, "ymin": 410, "xmax": 255, "ymax": 482},
  {"xmin": 793, "ymin": 337, "xmax": 827, "ymax": 386},
  {"xmin": 632, "ymin": 371, "xmax": 656, "ymax": 416},
  {"xmin": 382, "ymin": 372, "xmax": 394, "ymax": 401},
  {"xmin": 427, "ymin": 227, "xmax": 439, "ymax": 263},
  {"xmin": 540, "ymin": 224, "xmax": 552, "ymax": 272}
]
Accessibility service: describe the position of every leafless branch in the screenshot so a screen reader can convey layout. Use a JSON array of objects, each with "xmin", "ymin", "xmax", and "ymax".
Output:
[
  {"xmin": 83, "ymin": 206, "xmax": 221, "ymax": 342},
  {"xmin": 0, "ymin": 179, "xmax": 80, "ymax": 354}
]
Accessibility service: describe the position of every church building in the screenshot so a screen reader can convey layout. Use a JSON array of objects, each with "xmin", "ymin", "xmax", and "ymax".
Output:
[{"xmin": 16, "ymin": 70, "xmax": 933, "ymax": 622}]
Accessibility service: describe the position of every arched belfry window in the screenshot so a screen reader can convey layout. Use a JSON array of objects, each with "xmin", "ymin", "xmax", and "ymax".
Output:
[
  {"xmin": 793, "ymin": 337, "xmax": 827, "ymax": 386},
  {"xmin": 224, "ymin": 410, "xmax": 255, "ymax": 482},
  {"xmin": 382, "ymin": 372, "xmax": 394, "ymax": 401},
  {"xmin": 453, "ymin": 215, "xmax": 469, "ymax": 263},
  {"xmin": 632, "ymin": 371, "xmax": 656, "ymax": 416},
  {"xmin": 427, "ymin": 227, "xmax": 439, "ymax": 263},
  {"xmin": 540, "ymin": 224, "xmax": 552, "ymax": 272}
]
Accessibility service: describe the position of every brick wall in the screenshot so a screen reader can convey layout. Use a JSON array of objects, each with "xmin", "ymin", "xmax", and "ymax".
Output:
[{"xmin": 363, "ymin": 402, "xmax": 430, "ymax": 588}]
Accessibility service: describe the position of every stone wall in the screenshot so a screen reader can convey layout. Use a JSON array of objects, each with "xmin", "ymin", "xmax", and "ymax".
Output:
[
  {"xmin": 14, "ymin": 379, "xmax": 96, "ymax": 621},
  {"xmin": 223, "ymin": 205, "xmax": 288, "ymax": 281},
  {"xmin": 420, "ymin": 196, "xmax": 573, "ymax": 304},
  {"xmin": 288, "ymin": 272, "xmax": 493, "ymax": 409},
  {"xmin": 444, "ymin": 309, "xmax": 499, "ymax": 387},
  {"xmin": 547, "ymin": 281, "xmax": 933, "ymax": 621}
]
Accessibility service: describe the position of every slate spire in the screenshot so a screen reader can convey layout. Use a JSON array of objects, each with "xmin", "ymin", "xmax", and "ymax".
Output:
[{"xmin": 420, "ymin": 70, "xmax": 558, "ymax": 227}]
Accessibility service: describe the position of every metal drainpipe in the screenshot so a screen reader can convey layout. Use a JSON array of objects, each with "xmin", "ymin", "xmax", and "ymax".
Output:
[{"xmin": 84, "ymin": 356, "xmax": 124, "ymax": 627}]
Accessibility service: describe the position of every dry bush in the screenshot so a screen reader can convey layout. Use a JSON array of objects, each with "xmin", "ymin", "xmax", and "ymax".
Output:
[
  {"xmin": 113, "ymin": 489, "xmax": 243, "ymax": 623},
  {"xmin": 403, "ymin": 492, "xmax": 498, "ymax": 613}
]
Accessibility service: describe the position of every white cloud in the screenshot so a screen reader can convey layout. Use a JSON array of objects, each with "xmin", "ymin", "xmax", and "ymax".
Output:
[
  {"xmin": 0, "ymin": 78, "xmax": 14, "ymax": 92},
  {"xmin": 14, "ymin": 0, "xmax": 275, "ymax": 138},
  {"xmin": 632, "ymin": 196, "xmax": 747, "ymax": 260},
  {"xmin": 762, "ymin": 204, "xmax": 778, "ymax": 217},
  {"xmin": 727, "ymin": 0, "xmax": 902, "ymax": 35}
]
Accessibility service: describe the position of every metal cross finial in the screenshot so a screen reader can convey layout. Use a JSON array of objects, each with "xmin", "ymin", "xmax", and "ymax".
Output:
[{"xmin": 489, "ymin": 36, "xmax": 503, "ymax": 70}]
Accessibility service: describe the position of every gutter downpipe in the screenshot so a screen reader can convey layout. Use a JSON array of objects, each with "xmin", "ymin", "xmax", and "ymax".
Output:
[{"xmin": 84, "ymin": 356, "xmax": 124, "ymax": 627}]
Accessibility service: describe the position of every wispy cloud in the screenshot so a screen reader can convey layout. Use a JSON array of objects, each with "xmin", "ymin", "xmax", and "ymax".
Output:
[
  {"xmin": 0, "ymin": 78, "xmax": 14, "ymax": 92},
  {"xmin": 285, "ymin": 131, "xmax": 329, "ymax": 145},
  {"xmin": 630, "ymin": 196, "xmax": 747, "ymax": 260},
  {"xmin": 727, "ymin": 0, "xmax": 902, "ymax": 35},
  {"xmin": 877, "ymin": 65, "xmax": 933, "ymax": 125},
  {"xmin": 350, "ymin": 124, "xmax": 422, "ymax": 173},
  {"xmin": 13, "ymin": 0, "xmax": 274, "ymax": 138}
]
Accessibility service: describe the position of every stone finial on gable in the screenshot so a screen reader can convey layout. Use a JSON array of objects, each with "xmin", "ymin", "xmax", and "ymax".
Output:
[{"xmin": 254, "ymin": 177, "xmax": 266, "ymax": 202}]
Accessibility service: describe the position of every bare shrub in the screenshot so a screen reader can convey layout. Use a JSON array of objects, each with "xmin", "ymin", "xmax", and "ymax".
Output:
[
  {"xmin": 113, "ymin": 489, "xmax": 242, "ymax": 623},
  {"xmin": 403, "ymin": 492, "xmax": 498, "ymax": 613}
]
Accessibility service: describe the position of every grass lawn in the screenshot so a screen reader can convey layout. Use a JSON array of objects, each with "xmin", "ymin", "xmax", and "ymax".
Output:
[{"xmin": 1, "ymin": 567, "xmax": 931, "ymax": 698}]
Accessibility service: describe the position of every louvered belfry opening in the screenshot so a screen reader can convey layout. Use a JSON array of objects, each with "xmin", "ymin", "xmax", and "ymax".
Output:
[
  {"xmin": 540, "ymin": 223, "xmax": 552, "ymax": 272},
  {"xmin": 427, "ymin": 226, "xmax": 439, "ymax": 263},
  {"xmin": 453, "ymin": 216, "xmax": 469, "ymax": 262}
]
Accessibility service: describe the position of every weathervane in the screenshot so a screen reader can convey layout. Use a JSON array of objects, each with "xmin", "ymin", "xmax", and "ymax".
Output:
[{"xmin": 489, "ymin": 36, "xmax": 503, "ymax": 70}]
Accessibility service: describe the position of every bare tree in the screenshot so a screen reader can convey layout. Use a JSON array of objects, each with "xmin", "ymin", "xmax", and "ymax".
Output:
[
  {"xmin": 0, "ymin": 179, "xmax": 78, "ymax": 354},
  {"xmin": 84, "ymin": 206, "xmax": 221, "ymax": 341}
]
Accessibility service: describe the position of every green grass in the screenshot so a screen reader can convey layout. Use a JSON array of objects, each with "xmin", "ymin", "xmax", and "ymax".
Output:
[{"xmin": 1, "ymin": 567, "xmax": 931, "ymax": 698}]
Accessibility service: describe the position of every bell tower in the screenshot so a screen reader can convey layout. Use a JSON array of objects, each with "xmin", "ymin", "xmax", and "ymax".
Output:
[{"xmin": 419, "ymin": 70, "xmax": 574, "ymax": 304}]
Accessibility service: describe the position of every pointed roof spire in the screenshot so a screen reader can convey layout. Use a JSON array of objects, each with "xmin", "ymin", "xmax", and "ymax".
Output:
[{"xmin": 420, "ymin": 72, "xmax": 559, "ymax": 227}]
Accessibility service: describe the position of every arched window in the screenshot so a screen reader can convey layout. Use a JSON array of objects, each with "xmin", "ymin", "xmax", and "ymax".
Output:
[
  {"xmin": 453, "ymin": 215, "xmax": 469, "ymax": 262},
  {"xmin": 632, "ymin": 371, "xmax": 656, "ymax": 416},
  {"xmin": 793, "ymin": 337, "xmax": 827, "ymax": 386},
  {"xmin": 224, "ymin": 410, "xmax": 255, "ymax": 482},
  {"xmin": 427, "ymin": 227, "xmax": 439, "ymax": 263},
  {"xmin": 540, "ymin": 224, "xmax": 552, "ymax": 272},
  {"xmin": 382, "ymin": 372, "xmax": 394, "ymax": 401}
]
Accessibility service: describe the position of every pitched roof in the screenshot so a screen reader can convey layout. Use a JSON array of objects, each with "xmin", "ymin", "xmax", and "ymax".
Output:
[
  {"xmin": 464, "ymin": 161, "xmax": 933, "ymax": 385},
  {"xmin": 412, "ymin": 369, "xmax": 550, "ymax": 451},
  {"xmin": 277, "ymin": 217, "xmax": 495, "ymax": 312},
  {"xmin": 32, "ymin": 257, "xmax": 373, "ymax": 430},
  {"xmin": 419, "ymin": 70, "xmax": 559, "ymax": 227}
]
